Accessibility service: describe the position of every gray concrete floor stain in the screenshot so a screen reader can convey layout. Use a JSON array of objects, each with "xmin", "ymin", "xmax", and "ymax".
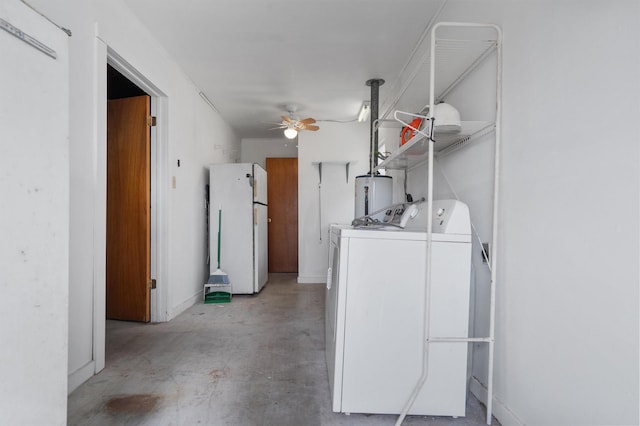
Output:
[
  {"xmin": 68, "ymin": 273, "xmax": 499, "ymax": 426},
  {"xmin": 105, "ymin": 394, "xmax": 162, "ymax": 413}
]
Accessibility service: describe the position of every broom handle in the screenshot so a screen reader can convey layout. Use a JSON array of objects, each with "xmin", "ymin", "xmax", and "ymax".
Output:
[{"xmin": 217, "ymin": 208, "xmax": 222, "ymax": 269}]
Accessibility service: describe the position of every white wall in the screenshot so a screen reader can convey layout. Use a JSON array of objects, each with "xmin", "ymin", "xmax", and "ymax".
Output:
[
  {"xmin": 171, "ymin": 95, "xmax": 238, "ymax": 315},
  {"xmin": 26, "ymin": 0, "xmax": 239, "ymax": 393},
  {"xmin": 297, "ymin": 122, "xmax": 370, "ymax": 282},
  {"xmin": 240, "ymin": 137, "xmax": 298, "ymax": 167},
  {"xmin": 0, "ymin": 1, "xmax": 69, "ymax": 423},
  {"xmin": 494, "ymin": 4, "xmax": 639, "ymax": 424},
  {"xmin": 401, "ymin": 2, "xmax": 639, "ymax": 425}
]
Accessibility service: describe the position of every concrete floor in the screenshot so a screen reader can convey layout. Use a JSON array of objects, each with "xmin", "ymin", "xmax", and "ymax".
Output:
[{"xmin": 68, "ymin": 274, "xmax": 500, "ymax": 426}]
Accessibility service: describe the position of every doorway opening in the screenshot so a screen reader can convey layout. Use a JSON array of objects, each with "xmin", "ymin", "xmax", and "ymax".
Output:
[
  {"xmin": 103, "ymin": 49, "xmax": 169, "ymax": 328},
  {"xmin": 266, "ymin": 157, "xmax": 298, "ymax": 273},
  {"xmin": 106, "ymin": 64, "xmax": 152, "ymax": 322},
  {"xmin": 83, "ymin": 42, "xmax": 170, "ymax": 386}
]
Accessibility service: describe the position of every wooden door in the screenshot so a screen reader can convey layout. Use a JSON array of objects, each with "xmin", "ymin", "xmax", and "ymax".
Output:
[
  {"xmin": 266, "ymin": 158, "xmax": 298, "ymax": 272},
  {"xmin": 106, "ymin": 95, "xmax": 151, "ymax": 322}
]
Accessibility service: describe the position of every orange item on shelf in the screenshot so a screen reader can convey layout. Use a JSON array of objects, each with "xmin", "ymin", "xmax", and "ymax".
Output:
[{"xmin": 400, "ymin": 117, "xmax": 423, "ymax": 145}]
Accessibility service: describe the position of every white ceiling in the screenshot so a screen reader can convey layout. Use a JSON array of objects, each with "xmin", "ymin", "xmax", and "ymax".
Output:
[{"xmin": 122, "ymin": 0, "xmax": 445, "ymax": 138}]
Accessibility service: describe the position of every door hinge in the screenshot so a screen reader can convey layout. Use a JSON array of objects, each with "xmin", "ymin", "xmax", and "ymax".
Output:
[
  {"xmin": 149, "ymin": 279, "xmax": 156, "ymax": 289},
  {"xmin": 147, "ymin": 116, "xmax": 157, "ymax": 127}
]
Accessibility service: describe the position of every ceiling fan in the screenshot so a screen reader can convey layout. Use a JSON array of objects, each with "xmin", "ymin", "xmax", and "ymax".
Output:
[{"xmin": 273, "ymin": 105, "xmax": 320, "ymax": 139}]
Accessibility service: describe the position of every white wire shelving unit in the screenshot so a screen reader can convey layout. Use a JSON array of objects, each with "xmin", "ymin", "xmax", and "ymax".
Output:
[{"xmin": 374, "ymin": 22, "xmax": 503, "ymax": 426}]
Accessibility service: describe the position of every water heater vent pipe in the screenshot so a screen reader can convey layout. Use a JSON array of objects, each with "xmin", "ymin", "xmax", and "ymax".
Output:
[{"xmin": 366, "ymin": 78, "xmax": 385, "ymax": 175}]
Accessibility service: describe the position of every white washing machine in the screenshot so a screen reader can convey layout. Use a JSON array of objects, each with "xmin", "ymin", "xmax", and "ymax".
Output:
[{"xmin": 326, "ymin": 200, "xmax": 472, "ymax": 417}]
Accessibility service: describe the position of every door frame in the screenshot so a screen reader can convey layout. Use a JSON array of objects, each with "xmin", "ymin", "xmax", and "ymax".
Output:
[{"xmin": 92, "ymin": 39, "xmax": 170, "ymax": 374}]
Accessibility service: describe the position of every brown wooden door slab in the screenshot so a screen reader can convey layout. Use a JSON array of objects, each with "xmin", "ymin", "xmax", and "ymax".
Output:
[
  {"xmin": 106, "ymin": 95, "xmax": 151, "ymax": 322},
  {"xmin": 266, "ymin": 158, "xmax": 298, "ymax": 272}
]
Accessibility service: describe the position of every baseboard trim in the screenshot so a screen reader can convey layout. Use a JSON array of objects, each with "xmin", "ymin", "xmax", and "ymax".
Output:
[
  {"xmin": 171, "ymin": 291, "xmax": 201, "ymax": 320},
  {"xmin": 470, "ymin": 376, "xmax": 524, "ymax": 426},
  {"xmin": 68, "ymin": 360, "xmax": 96, "ymax": 394},
  {"xmin": 297, "ymin": 275, "xmax": 326, "ymax": 284}
]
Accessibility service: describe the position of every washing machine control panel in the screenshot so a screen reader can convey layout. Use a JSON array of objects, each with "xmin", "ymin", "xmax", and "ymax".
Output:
[
  {"xmin": 432, "ymin": 200, "xmax": 471, "ymax": 234},
  {"xmin": 383, "ymin": 206, "xmax": 405, "ymax": 223}
]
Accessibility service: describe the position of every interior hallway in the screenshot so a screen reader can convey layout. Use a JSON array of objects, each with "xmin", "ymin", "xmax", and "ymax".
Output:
[{"xmin": 68, "ymin": 274, "xmax": 499, "ymax": 426}]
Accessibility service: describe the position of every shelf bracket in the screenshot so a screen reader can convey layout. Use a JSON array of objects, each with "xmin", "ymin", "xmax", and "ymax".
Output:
[
  {"xmin": 312, "ymin": 161, "xmax": 355, "ymax": 184},
  {"xmin": 393, "ymin": 110, "xmax": 434, "ymax": 142}
]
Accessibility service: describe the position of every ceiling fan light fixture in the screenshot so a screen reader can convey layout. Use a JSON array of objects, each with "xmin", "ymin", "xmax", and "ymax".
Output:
[
  {"xmin": 284, "ymin": 127, "xmax": 298, "ymax": 139},
  {"xmin": 357, "ymin": 101, "xmax": 371, "ymax": 122}
]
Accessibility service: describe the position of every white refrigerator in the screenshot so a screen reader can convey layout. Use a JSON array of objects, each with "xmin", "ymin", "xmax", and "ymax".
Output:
[{"xmin": 209, "ymin": 163, "xmax": 268, "ymax": 294}]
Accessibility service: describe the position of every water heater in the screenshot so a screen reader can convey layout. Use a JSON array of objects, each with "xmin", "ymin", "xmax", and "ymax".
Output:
[{"xmin": 354, "ymin": 175, "xmax": 392, "ymax": 221}]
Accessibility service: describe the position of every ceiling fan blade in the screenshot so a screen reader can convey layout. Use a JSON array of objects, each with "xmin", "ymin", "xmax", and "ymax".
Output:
[
  {"xmin": 303, "ymin": 124, "xmax": 320, "ymax": 131},
  {"xmin": 300, "ymin": 117, "xmax": 316, "ymax": 124},
  {"xmin": 281, "ymin": 116, "xmax": 293, "ymax": 123},
  {"xmin": 269, "ymin": 125, "xmax": 287, "ymax": 130}
]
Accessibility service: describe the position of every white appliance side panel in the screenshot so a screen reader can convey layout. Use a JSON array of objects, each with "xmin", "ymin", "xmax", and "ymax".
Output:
[
  {"xmin": 210, "ymin": 164, "xmax": 254, "ymax": 294},
  {"xmin": 254, "ymin": 204, "xmax": 268, "ymax": 292},
  {"xmin": 340, "ymin": 237, "xmax": 470, "ymax": 416},
  {"xmin": 253, "ymin": 163, "xmax": 268, "ymax": 204},
  {"xmin": 430, "ymin": 242, "xmax": 472, "ymax": 337},
  {"xmin": 325, "ymin": 228, "xmax": 341, "ymax": 410},
  {"xmin": 418, "ymin": 241, "xmax": 471, "ymax": 416},
  {"xmin": 329, "ymin": 231, "xmax": 350, "ymax": 412}
]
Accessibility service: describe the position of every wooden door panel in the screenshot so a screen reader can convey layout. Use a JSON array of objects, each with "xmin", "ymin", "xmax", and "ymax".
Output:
[
  {"xmin": 266, "ymin": 158, "xmax": 298, "ymax": 272},
  {"xmin": 106, "ymin": 95, "xmax": 150, "ymax": 322}
]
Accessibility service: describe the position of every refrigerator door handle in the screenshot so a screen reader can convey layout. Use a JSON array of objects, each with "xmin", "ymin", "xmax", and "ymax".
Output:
[{"xmin": 253, "ymin": 176, "xmax": 258, "ymax": 199}]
